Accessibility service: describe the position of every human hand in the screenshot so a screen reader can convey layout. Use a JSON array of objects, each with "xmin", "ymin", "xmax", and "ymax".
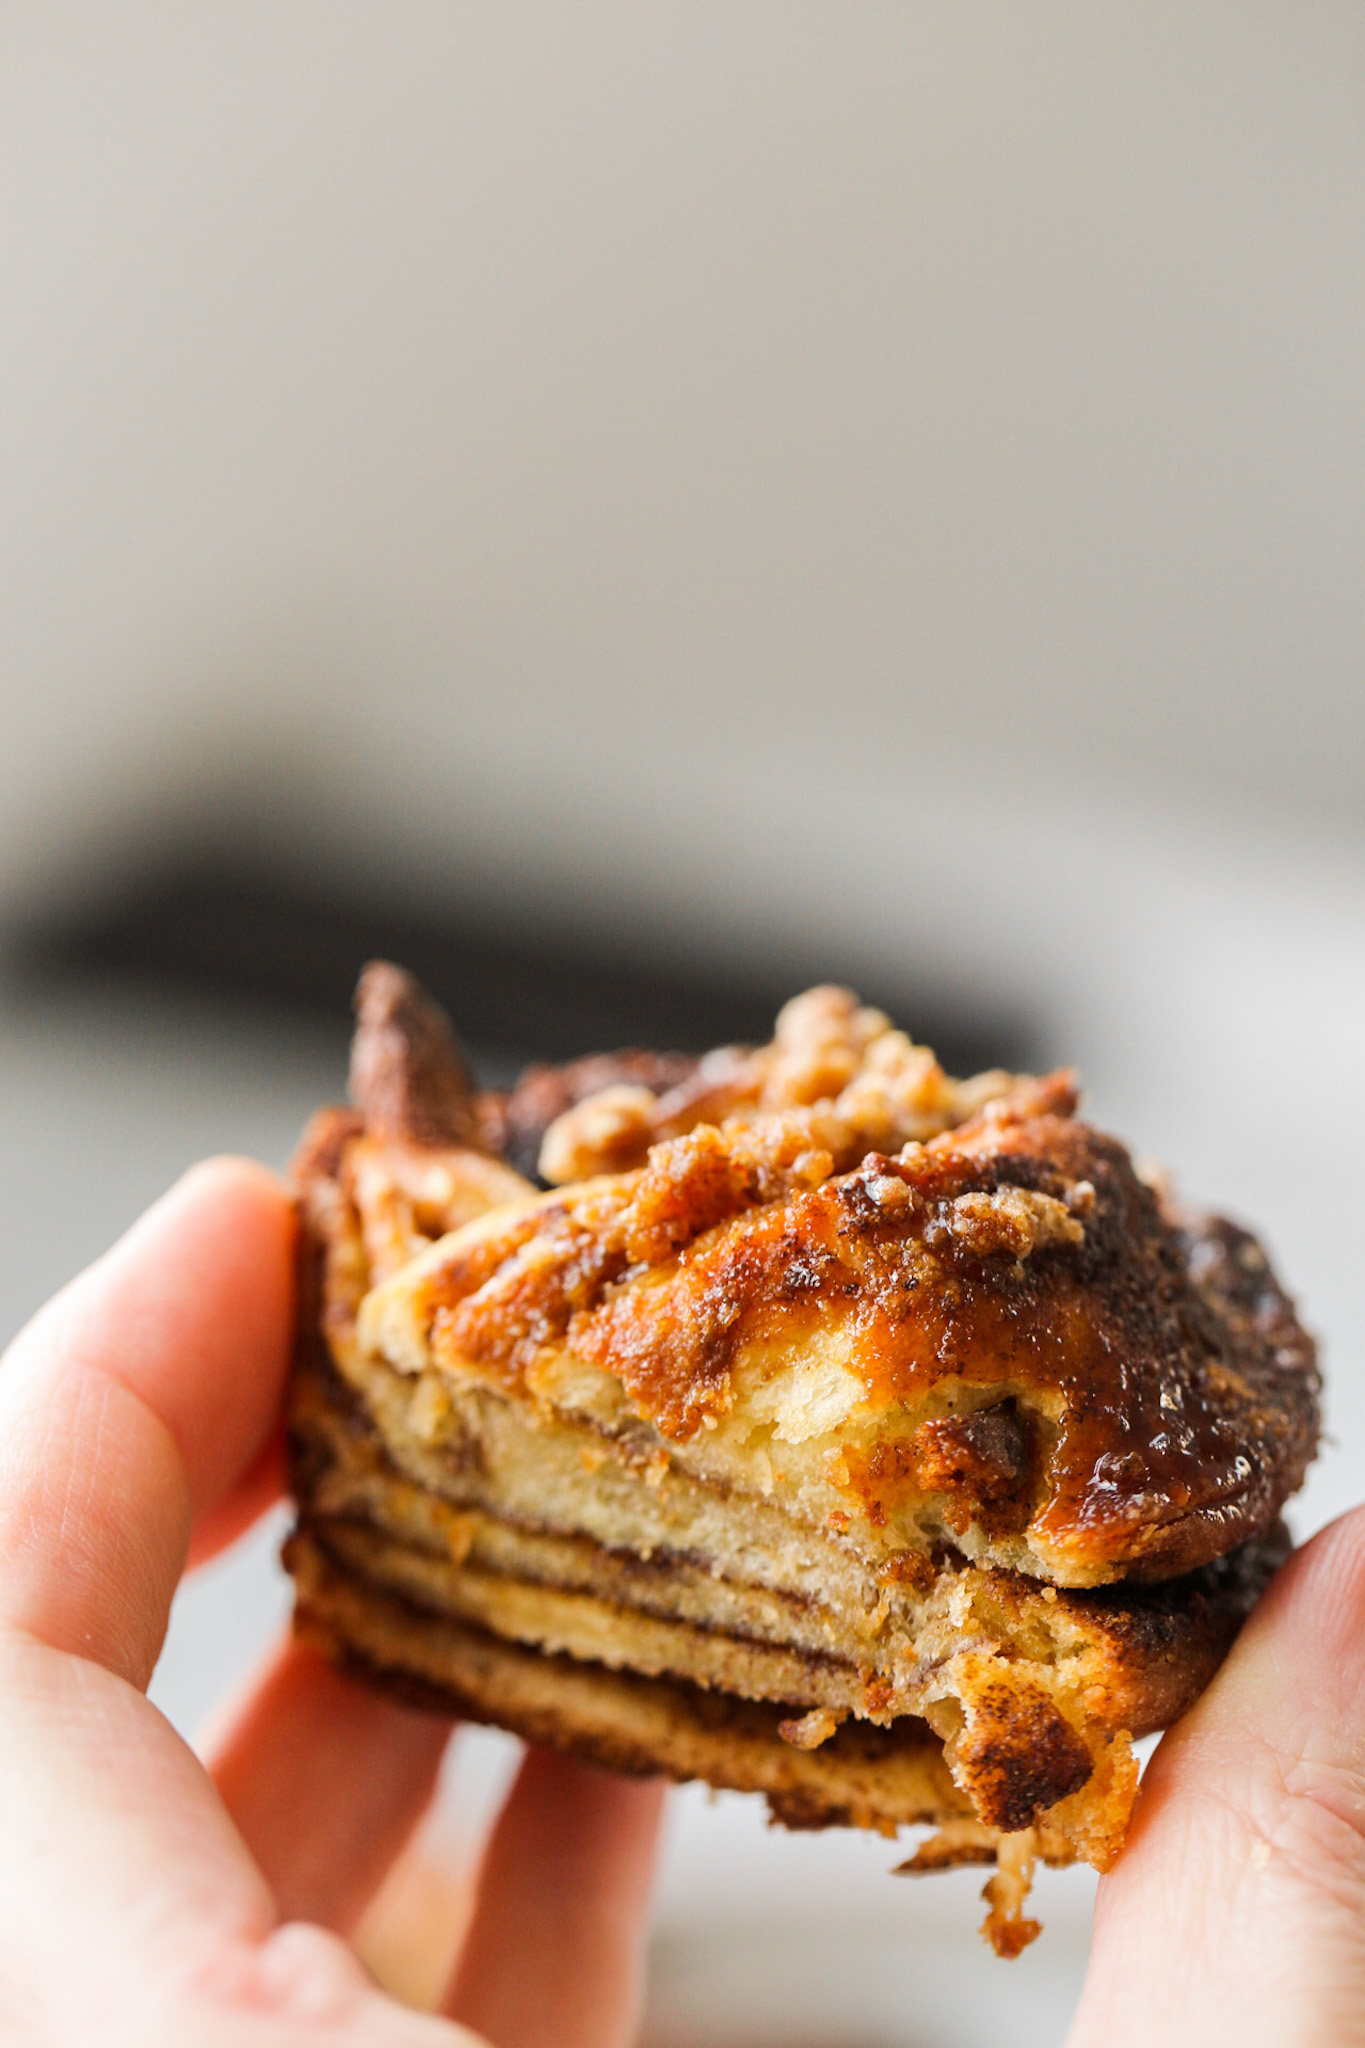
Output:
[
  {"xmin": 1069, "ymin": 1506, "xmax": 1365, "ymax": 2046},
  {"xmin": 0, "ymin": 1160, "xmax": 663, "ymax": 2047}
]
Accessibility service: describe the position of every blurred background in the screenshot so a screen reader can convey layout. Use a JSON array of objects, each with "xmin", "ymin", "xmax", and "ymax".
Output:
[{"xmin": 2, "ymin": 5, "xmax": 1363, "ymax": 2040}]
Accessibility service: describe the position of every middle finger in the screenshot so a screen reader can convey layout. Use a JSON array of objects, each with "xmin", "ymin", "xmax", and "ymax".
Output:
[{"xmin": 205, "ymin": 1635, "xmax": 453, "ymax": 1933}]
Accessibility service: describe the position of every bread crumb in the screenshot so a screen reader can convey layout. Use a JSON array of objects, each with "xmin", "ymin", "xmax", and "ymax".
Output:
[
  {"xmin": 981, "ymin": 1829, "xmax": 1042, "ymax": 1957},
  {"xmin": 778, "ymin": 1708, "xmax": 841, "ymax": 1751}
]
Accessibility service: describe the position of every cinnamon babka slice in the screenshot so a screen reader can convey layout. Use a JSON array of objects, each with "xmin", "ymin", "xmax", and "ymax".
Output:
[{"xmin": 286, "ymin": 965, "xmax": 1317, "ymax": 1954}]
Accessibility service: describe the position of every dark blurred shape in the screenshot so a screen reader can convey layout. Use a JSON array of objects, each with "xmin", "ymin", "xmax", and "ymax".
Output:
[{"xmin": 12, "ymin": 853, "xmax": 1038, "ymax": 1079}]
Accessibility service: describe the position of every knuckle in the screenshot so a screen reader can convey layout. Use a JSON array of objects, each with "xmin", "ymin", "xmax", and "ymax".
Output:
[{"xmin": 191, "ymin": 1923, "xmax": 375, "ymax": 2027}]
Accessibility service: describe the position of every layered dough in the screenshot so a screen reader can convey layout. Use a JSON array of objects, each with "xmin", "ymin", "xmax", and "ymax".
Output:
[{"xmin": 286, "ymin": 964, "xmax": 1318, "ymax": 1953}]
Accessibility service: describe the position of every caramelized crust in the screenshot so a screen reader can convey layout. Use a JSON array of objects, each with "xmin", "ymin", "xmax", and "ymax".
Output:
[
  {"xmin": 363, "ymin": 1089, "xmax": 1317, "ymax": 1585},
  {"xmin": 285, "ymin": 963, "xmax": 1319, "ymax": 1951}
]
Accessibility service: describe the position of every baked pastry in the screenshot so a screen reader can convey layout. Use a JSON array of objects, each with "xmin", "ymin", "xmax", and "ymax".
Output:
[{"xmin": 286, "ymin": 965, "xmax": 1318, "ymax": 1953}]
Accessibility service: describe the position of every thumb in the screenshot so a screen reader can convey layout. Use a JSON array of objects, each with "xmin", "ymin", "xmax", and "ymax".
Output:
[{"xmin": 1069, "ymin": 1509, "xmax": 1365, "ymax": 2048}]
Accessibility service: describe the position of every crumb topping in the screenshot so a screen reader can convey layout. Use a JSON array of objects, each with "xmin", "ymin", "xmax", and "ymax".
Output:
[{"xmin": 538, "ymin": 983, "xmax": 1023, "ymax": 1184}]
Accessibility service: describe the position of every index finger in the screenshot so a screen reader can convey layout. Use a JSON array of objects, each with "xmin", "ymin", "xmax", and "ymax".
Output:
[{"xmin": 0, "ymin": 1157, "xmax": 295, "ymax": 1688}]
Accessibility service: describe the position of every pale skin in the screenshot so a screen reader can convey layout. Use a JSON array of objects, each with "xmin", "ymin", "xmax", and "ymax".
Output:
[{"xmin": 0, "ymin": 1160, "xmax": 1360, "ymax": 2046}]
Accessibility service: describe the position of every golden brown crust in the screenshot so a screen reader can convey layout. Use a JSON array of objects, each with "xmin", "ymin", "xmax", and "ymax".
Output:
[
  {"xmin": 283, "ymin": 964, "xmax": 1318, "ymax": 1947},
  {"xmin": 372, "ymin": 1093, "xmax": 1317, "ymax": 1585}
]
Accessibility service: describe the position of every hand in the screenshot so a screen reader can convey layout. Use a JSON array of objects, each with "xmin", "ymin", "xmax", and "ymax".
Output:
[
  {"xmin": 1069, "ymin": 1506, "xmax": 1365, "ymax": 2046},
  {"xmin": 0, "ymin": 1160, "xmax": 663, "ymax": 2047}
]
